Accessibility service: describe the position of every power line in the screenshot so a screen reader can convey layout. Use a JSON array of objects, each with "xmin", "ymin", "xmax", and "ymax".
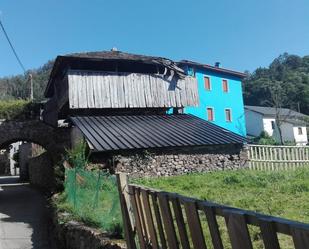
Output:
[{"xmin": 0, "ymin": 18, "xmax": 26, "ymax": 73}]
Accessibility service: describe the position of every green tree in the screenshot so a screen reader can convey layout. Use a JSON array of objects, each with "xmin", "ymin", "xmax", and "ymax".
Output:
[{"xmin": 244, "ymin": 53, "xmax": 309, "ymax": 115}]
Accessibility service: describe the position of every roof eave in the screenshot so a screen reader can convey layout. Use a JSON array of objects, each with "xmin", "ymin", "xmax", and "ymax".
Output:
[{"xmin": 178, "ymin": 61, "xmax": 247, "ymax": 79}]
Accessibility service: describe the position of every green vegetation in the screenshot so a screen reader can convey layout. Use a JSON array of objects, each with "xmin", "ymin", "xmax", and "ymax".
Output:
[
  {"xmin": 254, "ymin": 131, "xmax": 277, "ymax": 145},
  {"xmin": 55, "ymin": 169, "xmax": 123, "ymax": 237},
  {"xmin": 136, "ymin": 169, "xmax": 309, "ymax": 222},
  {"xmin": 135, "ymin": 169, "xmax": 309, "ymax": 249},
  {"xmin": 53, "ymin": 142, "xmax": 123, "ymax": 237},
  {"xmin": 244, "ymin": 53, "xmax": 309, "ymax": 115},
  {"xmin": 0, "ymin": 60, "xmax": 53, "ymax": 101},
  {"xmin": 0, "ymin": 100, "xmax": 40, "ymax": 120}
]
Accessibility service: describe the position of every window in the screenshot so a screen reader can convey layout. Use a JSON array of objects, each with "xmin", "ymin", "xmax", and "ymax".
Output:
[
  {"xmin": 207, "ymin": 107, "xmax": 214, "ymax": 121},
  {"xmin": 271, "ymin": 121, "xmax": 275, "ymax": 130},
  {"xmin": 204, "ymin": 76, "xmax": 211, "ymax": 90},
  {"xmin": 225, "ymin": 109, "xmax": 232, "ymax": 122},
  {"xmin": 298, "ymin": 127, "xmax": 303, "ymax": 135},
  {"xmin": 222, "ymin": 79, "xmax": 229, "ymax": 92}
]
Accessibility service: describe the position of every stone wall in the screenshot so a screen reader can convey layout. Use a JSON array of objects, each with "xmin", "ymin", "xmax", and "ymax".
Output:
[
  {"xmin": 52, "ymin": 210, "xmax": 126, "ymax": 249},
  {"xmin": 113, "ymin": 144, "xmax": 248, "ymax": 178},
  {"xmin": 0, "ymin": 153, "xmax": 9, "ymax": 175},
  {"xmin": 28, "ymin": 152, "xmax": 54, "ymax": 190}
]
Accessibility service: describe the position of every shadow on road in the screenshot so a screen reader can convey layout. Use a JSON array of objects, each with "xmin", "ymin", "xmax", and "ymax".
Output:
[{"xmin": 0, "ymin": 176, "xmax": 57, "ymax": 249}]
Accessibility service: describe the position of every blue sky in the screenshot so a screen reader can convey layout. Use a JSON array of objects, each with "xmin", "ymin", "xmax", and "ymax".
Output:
[{"xmin": 0, "ymin": 0, "xmax": 309, "ymax": 77}]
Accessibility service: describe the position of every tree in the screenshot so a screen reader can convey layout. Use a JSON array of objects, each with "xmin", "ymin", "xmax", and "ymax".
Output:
[
  {"xmin": 0, "ymin": 60, "xmax": 54, "ymax": 101},
  {"xmin": 243, "ymin": 53, "xmax": 309, "ymax": 115},
  {"xmin": 267, "ymin": 81, "xmax": 291, "ymax": 145}
]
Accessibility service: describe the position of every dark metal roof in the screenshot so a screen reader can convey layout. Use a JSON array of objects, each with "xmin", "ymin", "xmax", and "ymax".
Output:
[
  {"xmin": 70, "ymin": 114, "xmax": 246, "ymax": 153},
  {"xmin": 245, "ymin": 105, "xmax": 307, "ymax": 118},
  {"xmin": 177, "ymin": 60, "xmax": 247, "ymax": 78}
]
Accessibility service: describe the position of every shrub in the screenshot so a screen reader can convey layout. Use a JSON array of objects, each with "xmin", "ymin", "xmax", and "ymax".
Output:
[
  {"xmin": 254, "ymin": 131, "xmax": 277, "ymax": 145},
  {"xmin": 0, "ymin": 100, "xmax": 40, "ymax": 120},
  {"xmin": 65, "ymin": 141, "xmax": 88, "ymax": 169}
]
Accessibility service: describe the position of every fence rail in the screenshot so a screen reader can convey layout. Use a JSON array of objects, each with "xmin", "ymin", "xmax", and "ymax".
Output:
[
  {"xmin": 116, "ymin": 174, "xmax": 309, "ymax": 249},
  {"xmin": 247, "ymin": 144, "xmax": 309, "ymax": 170}
]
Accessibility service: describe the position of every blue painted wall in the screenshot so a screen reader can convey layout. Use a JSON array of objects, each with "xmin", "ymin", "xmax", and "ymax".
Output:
[{"xmin": 184, "ymin": 67, "xmax": 247, "ymax": 136}]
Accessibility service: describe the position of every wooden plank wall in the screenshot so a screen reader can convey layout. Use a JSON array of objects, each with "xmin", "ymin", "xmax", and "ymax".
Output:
[
  {"xmin": 116, "ymin": 175, "xmax": 309, "ymax": 249},
  {"xmin": 247, "ymin": 144, "xmax": 309, "ymax": 170},
  {"xmin": 68, "ymin": 70, "xmax": 199, "ymax": 109}
]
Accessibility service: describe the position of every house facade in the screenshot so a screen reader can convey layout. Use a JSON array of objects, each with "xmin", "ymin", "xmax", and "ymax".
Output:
[
  {"xmin": 177, "ymin": 61, "xmax": 247, "ymax": 136},
  {"xmin": 245, "ymin": 105, "xmax": 308, "ymax": 145},
  {"xmin": 41, "ymin": 50, "xmax": 247, "ymax": 177}
]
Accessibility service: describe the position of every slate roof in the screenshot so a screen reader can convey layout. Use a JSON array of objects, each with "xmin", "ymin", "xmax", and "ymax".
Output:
[
  {"xmin": 177, "ymin": 60, "xmax": 247, "ymax": 78},
  {"xmin": 70, "ymin": 114, "xmax": 246, "ymax": 153},
  {"xmin": 245, "ymin": 105, "xmax": 306, "ymax": 118},
  {"xmin": 245, "ymin": 106, "xmax": 308, "ymax": 126}
]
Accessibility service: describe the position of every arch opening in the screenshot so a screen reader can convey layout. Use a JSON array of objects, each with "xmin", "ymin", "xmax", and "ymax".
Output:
[{"xmin": 0, "ymin": 140, "xmax": 48, "ymax": 181}]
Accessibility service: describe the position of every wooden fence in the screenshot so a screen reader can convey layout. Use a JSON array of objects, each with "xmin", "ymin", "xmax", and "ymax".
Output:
[
  {"xmin": 247, "ymin": 144, "xmax": 309, "ymax": 170},
  {"xmin": 116, "ymin": 174, "xmax": 309, "ymax": 249}
]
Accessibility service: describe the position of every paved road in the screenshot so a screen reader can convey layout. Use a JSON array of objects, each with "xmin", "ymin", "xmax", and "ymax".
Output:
[{"xmin": 0, "ymin": 176, "xmax": 56, "ymax": 249}]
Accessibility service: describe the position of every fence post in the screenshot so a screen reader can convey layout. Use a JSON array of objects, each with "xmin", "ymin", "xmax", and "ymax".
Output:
[{"xmin": 116, "ymin": 173, "xmax": 137, "ymax": 249}]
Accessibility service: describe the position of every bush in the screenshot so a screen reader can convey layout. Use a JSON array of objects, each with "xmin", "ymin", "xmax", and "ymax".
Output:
[
  {"xmin": 55, "ymin": 141, "xmax": 123, "ymax": 237},
  {"xmin": 65, "ymin": 141, "xmax": 88, "ymax": 169},
  {"xmin": 0, "ymin": 100, "xmax": 40, "ymax": 120},
  {"xmin": 254, "ymin": 131, "xmax": 277, "ymax": 145}
]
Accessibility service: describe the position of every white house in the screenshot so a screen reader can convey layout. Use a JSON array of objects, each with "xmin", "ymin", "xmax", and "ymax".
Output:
[{"xmin": 245, "ymin": 105, "xmax": 308, "ymax": 145}]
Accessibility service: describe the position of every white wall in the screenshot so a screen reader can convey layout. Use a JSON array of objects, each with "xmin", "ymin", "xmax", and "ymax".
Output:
[
  {"xmin": 9, "ymin": 142, "xmax": 21, "ymax": 175},
  {"xmin": 262, "ymin": 118, "xmax": 276, "ymax": 136},
  {"xmin": 245, "ymin": 110, "xmax": 308, "ymax": 145},
  {"xmin": 245, "ymin": 110, "xmax": 264, "ymax": 136},
  {"xmin": 293, "ymin": 126, "xmax": 308, "ymax": 145}
]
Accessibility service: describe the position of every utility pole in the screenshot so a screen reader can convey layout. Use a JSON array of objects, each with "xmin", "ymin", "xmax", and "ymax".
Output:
[{"xmin": 29, "ymin": 73, "xmax": 33, "ymax": 100}]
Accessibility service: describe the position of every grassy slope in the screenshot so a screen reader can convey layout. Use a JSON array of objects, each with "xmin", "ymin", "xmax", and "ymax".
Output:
[
  {"xmin": 136, "ymin": 169, "xmax": 309, "ymax": 223},
  {"xmin": 135, "ymin": 168, "xmax": 309, "ymax": 249}
]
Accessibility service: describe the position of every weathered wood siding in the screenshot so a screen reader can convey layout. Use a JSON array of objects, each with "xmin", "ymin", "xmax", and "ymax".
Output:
[{"xmin": 68, "ymin": 70, "xmax": 199, "ymax": 109}]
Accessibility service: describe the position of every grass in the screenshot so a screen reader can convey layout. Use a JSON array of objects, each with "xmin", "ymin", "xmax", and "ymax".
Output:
[
  {"xmin": 53, "ymin": 169, "xmax": 123, "ymax": 238},
  {"xmin": 134, "ymin": 168, "xmax": 309, "ymax": 249}
]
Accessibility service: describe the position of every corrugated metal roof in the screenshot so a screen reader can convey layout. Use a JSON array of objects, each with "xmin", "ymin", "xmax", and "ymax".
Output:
[{"xmin": 70, "ymin": 114, "xmax": 246, "ymax": 153}]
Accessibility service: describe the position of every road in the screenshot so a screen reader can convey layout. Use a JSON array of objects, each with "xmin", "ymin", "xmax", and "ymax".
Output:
[{"xmin": 0, "ymin": 176, "xmax": 56, "ymax": 249}]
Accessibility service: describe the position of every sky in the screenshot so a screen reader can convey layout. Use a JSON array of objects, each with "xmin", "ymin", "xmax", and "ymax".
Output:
[{"xmin": 0, "ymin": 0, "xmax": 309, "ymax": 77}]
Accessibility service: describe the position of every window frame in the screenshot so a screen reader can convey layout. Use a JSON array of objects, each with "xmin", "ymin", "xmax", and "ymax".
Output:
[
  {"xmin": 298, "ymin": 127, "xmax": 303, "ymax": 135},
  {"xmin": 222, "ymin": 79, "xmax": 229, "ymax": 93},
  {"xmin": 207, "ymin": 107, "xmax": 215, "ymax": 121},
  {"xmin": 204, "ymin": 76, "xmax": 211, "ymax": 91},
  {"xmin": 225, "ymin": 108, "xmax": 232, "ymax": 122},
  {"xmin": 271, "ymin": 121, "xmax": 276, "ymax": 130}
]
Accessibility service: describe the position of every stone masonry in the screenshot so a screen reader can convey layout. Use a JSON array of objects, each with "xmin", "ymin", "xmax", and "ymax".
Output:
[{"xmin": 114, "ymin": 144, "xmax": 248, "ymax": 178}]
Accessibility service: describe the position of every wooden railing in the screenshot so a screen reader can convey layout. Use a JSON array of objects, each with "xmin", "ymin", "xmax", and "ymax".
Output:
[
  {"xmin": 247, "ymin": 144, "xmax": 309, "ymax": 170},
  {"xmin": 116, "ymin": 174, "xmax": 309, "ymax": 249}
]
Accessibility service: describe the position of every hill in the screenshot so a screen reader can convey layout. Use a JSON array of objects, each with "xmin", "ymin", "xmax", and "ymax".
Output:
[
  {"xmin": 243, "ymin": 53, "xmax": 309, "ymax": 115},
  {"xmin": 0, "ymin": 60, "xmax": 54, "ymax": 101}
]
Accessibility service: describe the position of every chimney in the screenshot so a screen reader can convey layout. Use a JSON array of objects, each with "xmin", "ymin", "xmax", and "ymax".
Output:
[{"xmin": 215, "ymin": 62, "xmax": 221, "ymax": 68}]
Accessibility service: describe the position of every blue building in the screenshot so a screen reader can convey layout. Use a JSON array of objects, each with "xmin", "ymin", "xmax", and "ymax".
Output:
[{"xmin": 177, "ymin": 60, "xmax": 247, "ymax": 136}]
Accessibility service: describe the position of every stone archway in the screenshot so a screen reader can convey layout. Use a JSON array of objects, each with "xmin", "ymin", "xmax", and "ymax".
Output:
[
  {"xmin": 0, "ymin": 120, "xmax": 57, "ymax": 153},
  {"xmin": 0, "ymin": 120, "xmax": 69, "ymax": 188}
]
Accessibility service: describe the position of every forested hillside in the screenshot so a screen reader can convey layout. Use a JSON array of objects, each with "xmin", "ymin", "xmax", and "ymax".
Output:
[
  {"xmin": 0, "ymin": 53, "xmax": 308, "ymax": 116},
  {"xmin": 0, "ymin": 60, "xmax": 54, "ymax": 101},
  {"xmin": 243, "ymin": 53, "xmax": 309, "ymax": 115}
]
